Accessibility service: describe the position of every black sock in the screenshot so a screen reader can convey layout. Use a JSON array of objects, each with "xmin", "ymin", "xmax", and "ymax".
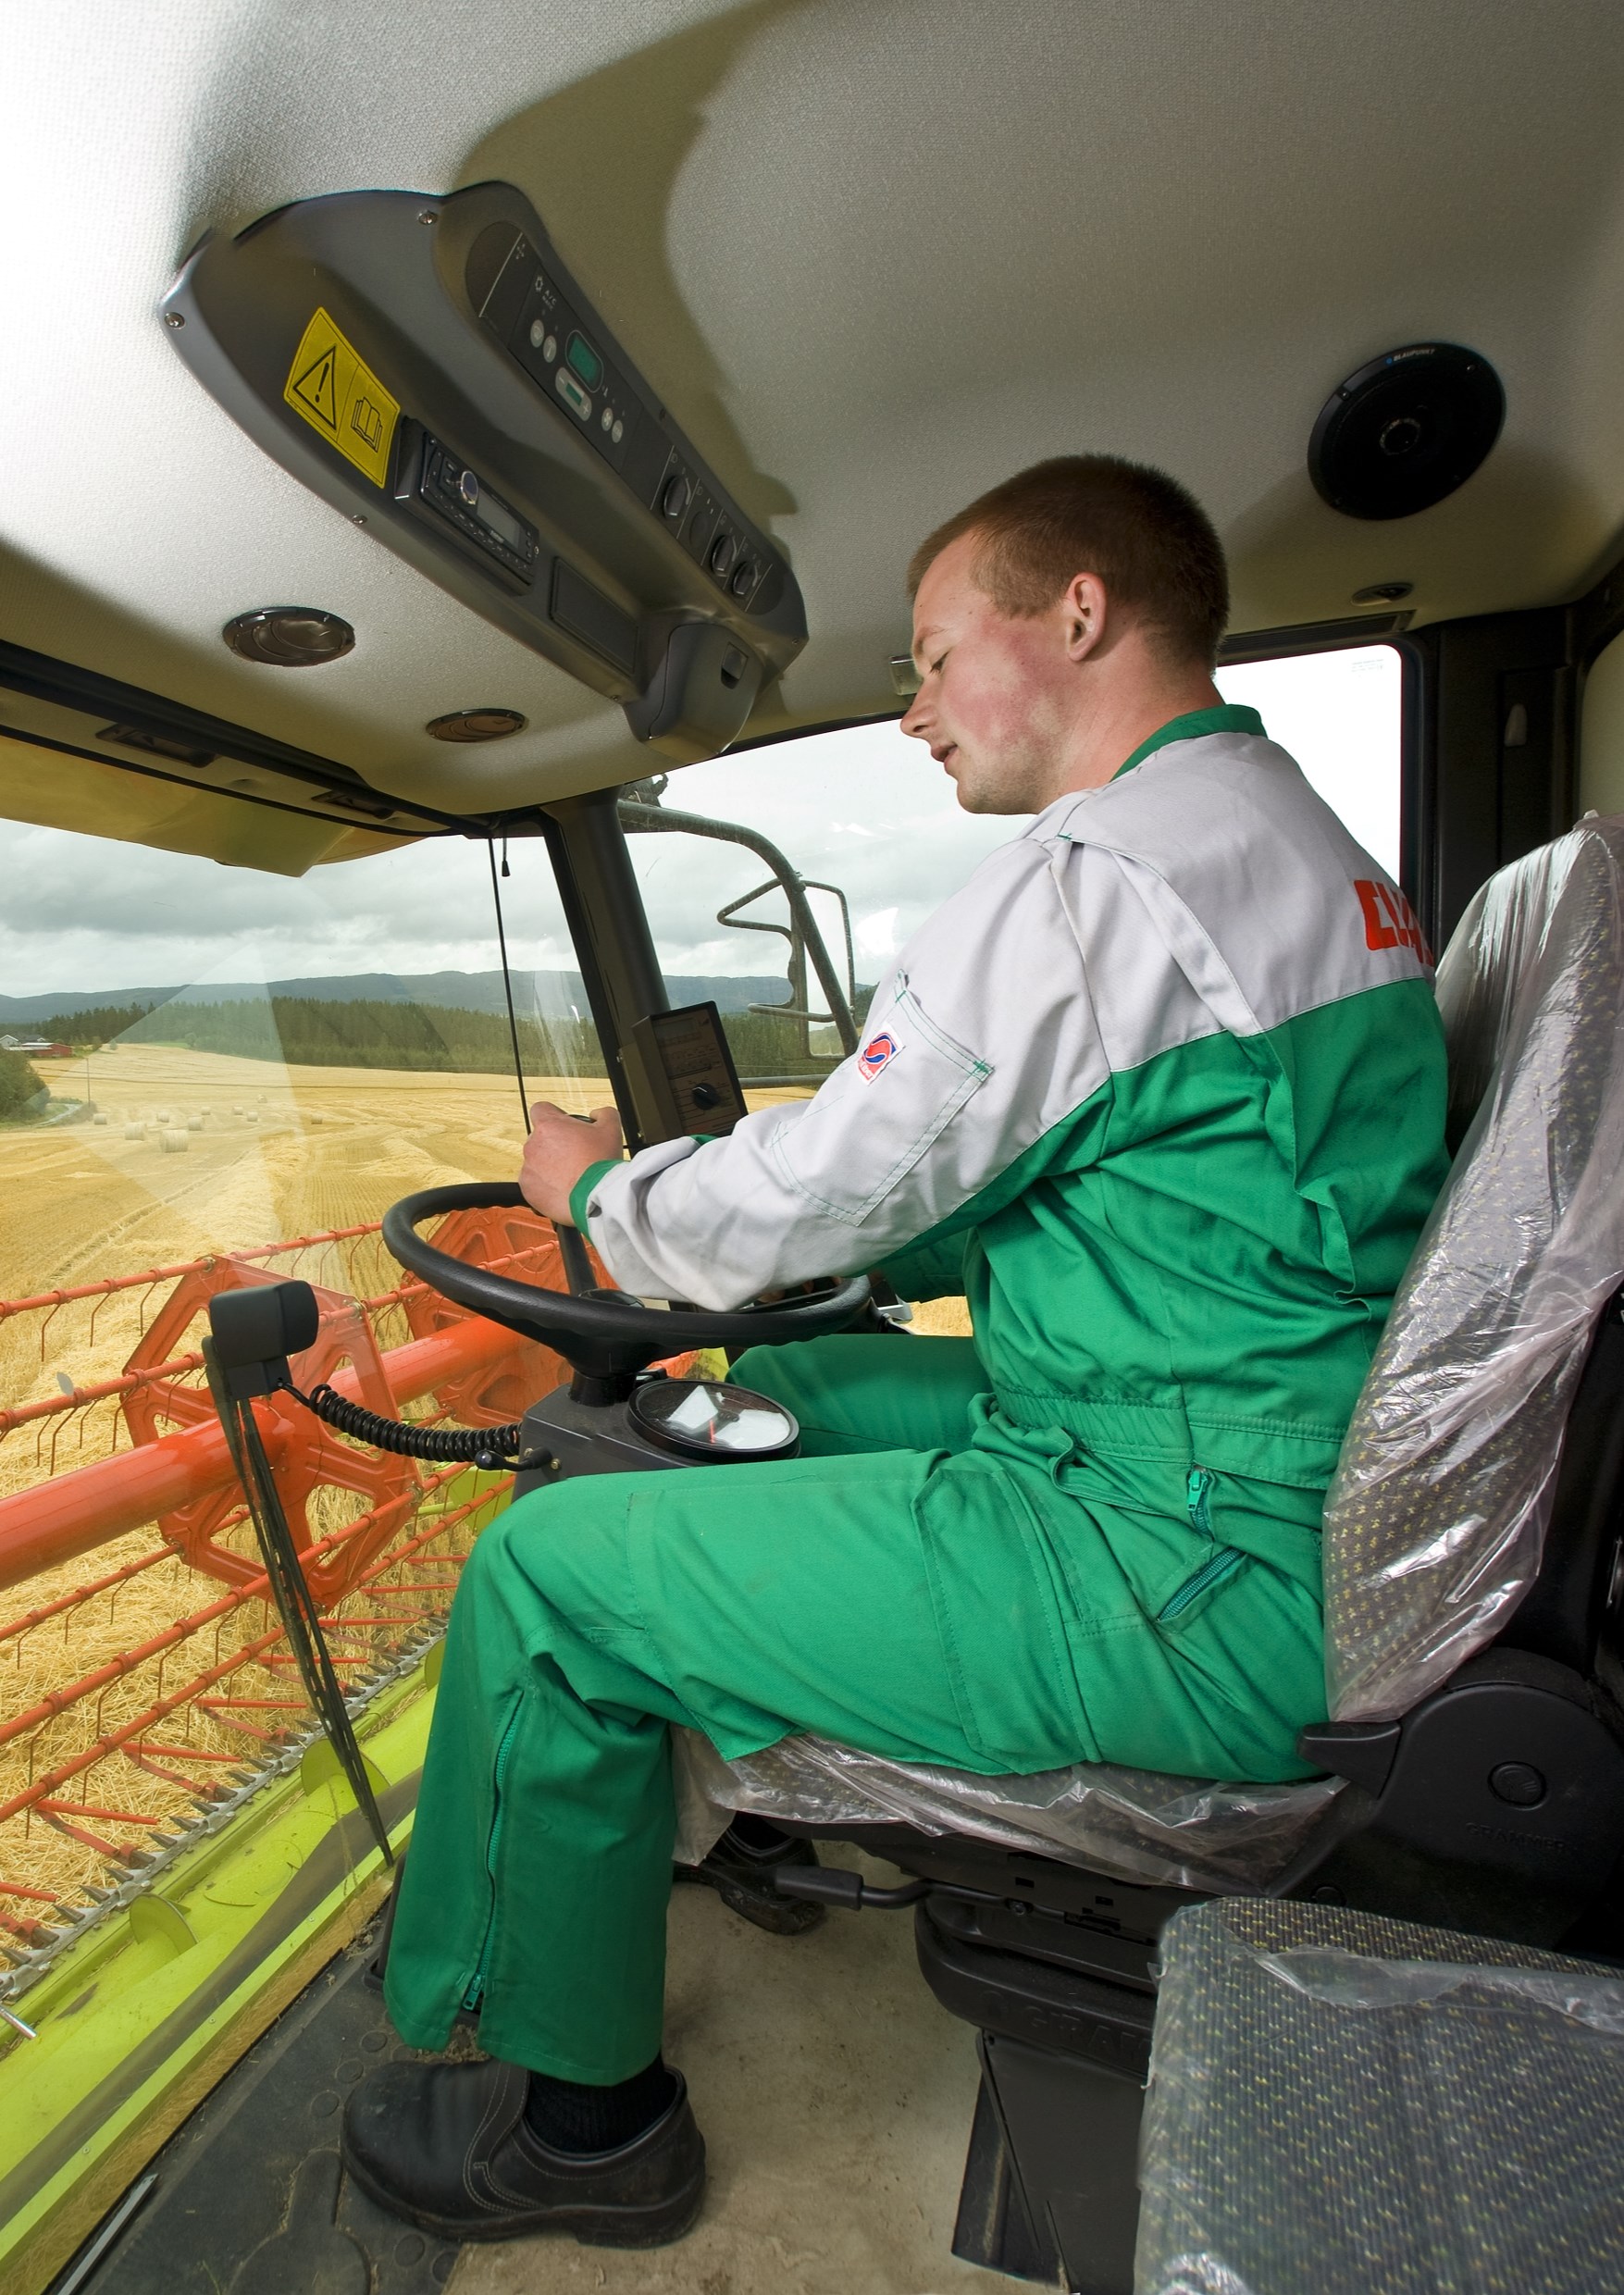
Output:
[{"xmin": 522, "ymin": 2053, "xmax": 678, "ymax": 2154}]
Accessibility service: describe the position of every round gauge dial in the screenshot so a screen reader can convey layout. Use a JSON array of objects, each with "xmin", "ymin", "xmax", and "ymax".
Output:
[{"xmin": 628, "ymin": 1378, "xmax": 800, "ymax": 1463}]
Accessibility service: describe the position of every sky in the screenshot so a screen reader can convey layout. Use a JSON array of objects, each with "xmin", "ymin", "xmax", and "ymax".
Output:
[{"xmin": 0, "ymin": 647, "xmax": 1401, "ymax": 1002}]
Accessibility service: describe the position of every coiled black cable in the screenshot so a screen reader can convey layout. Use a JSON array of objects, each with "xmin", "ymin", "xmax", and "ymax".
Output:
[{"xmin": 294, "ymin": 1382, "xmax": 528, "ymax": 1471}]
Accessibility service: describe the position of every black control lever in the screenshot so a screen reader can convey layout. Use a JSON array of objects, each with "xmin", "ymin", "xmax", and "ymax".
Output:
[{"xmin": 773, "ymin": 1866, "xmax": 930, "ymax": 1912}]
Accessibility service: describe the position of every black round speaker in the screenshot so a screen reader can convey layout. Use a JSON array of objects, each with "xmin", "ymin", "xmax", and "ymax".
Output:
[{"xmin": 1308, "ymin": 343, "xmax": 1505, "ymax": 521}]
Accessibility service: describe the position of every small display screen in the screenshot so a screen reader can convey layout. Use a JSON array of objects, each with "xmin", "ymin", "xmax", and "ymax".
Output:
[
  {"xmin": 566, "ymin": 331, "xmax": 603, "ymax": 389},
  {"xmin": 477, "ymin": 490, "xmax": 528, "ymax": 552}
]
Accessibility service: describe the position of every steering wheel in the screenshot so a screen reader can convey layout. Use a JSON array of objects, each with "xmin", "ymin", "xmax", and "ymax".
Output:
[{"xmin": 382, "ymin": 1182, "xmax": 873, "ymax": 1390}]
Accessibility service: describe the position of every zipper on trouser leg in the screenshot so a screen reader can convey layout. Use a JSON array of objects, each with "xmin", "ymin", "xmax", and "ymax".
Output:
[
  {"xmin": 463, "ymin": 1703, "xmax": 522, "ymax": 2014},
  {"xmin": 1159, "ymin": 1467, "xmax": 1246, "ymax": 1623},
  {"xmin": 1185, "ymin": 1465, "xmax": 1216, "ymax": 1538}
]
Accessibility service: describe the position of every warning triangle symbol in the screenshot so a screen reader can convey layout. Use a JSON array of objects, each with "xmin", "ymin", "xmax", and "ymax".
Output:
[{"xmin": 291, "ymin": 346, "xmax": 339, "ymax": 429}]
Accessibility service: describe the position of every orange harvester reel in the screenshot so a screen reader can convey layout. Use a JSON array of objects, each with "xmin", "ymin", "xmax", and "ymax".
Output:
[{"xmin": 398, "ymin": 1203, "xmax": 588, "ymax": 1427}]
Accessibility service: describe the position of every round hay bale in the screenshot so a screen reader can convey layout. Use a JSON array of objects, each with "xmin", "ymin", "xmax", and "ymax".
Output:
[
  {"xmin": 160, "ymin": 1129, "xmax": 190, "ymax": 1153},
  {"xmin": 244, "ymin": 1111, "xmax": 259, "ymax": 1126},
  {"xmin": 187, "ymin": 1114, "xmax": 204, "ymax": 1131},
  {"xmin": 308, "ymin": 1111, "xmax": 325, "ymax": 1126},
  {"xmin": 93, "ymin": 1112, "xmax": 107, "ymax": 1126},
  {"xmin": 123, "ymin": 1122, "xmax": 143, "ymax": 1141},
  {"xmin": 155, "ymin": 1109, "xmax": 171, "ymax": 1124}
]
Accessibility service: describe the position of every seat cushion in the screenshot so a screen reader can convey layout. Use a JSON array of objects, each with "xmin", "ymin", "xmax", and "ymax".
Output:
[{"xmin": 673, "ymin": 1728, "xmax": 1344, "ymax": 1893}]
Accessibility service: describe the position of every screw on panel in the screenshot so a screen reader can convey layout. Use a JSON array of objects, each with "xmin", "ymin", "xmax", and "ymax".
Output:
[
  {"xmin": 164, "ymin": 311, "xmax": 185, "ymax": 329},
  {"xmin": 418, "ymin": 210, "xmax": 439, "ymax": 225}
]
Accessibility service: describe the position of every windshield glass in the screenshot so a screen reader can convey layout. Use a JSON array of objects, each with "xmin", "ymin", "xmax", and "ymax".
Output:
[
  {"xmin": 0, "ymin": 826, "xmax": 606, "ymax": 1946},
  {"xmin": 0, "ymin": 827, "xmax": 606, "ymax": 1303}
]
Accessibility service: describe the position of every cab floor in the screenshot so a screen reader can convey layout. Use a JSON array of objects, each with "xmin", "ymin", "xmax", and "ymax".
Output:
[{"xmin": 453, "ymin": 1855, "xmax": 1010, "ymax": 2295}]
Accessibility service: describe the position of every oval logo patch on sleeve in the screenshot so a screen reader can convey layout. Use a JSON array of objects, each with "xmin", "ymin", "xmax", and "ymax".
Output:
[{"xmin": 858, "ymin": 1030, "xmax": 899, "ymax": 1082}]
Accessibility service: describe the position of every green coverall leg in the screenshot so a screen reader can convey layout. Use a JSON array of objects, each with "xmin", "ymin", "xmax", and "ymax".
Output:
[{"xmin": 384, "ymin": 1336, "xmax": 1325, "ymax": 2084}]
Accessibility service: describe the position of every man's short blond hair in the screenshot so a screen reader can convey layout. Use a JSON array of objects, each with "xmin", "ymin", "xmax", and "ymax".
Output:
[{"xmin": 908, "ymin": 454, "xmax": 1229, "ymax": 669}]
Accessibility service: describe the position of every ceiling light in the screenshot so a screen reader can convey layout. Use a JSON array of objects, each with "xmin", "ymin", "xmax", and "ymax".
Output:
[
  {"xmin": 1352, "ymin": 582, "xmax": 1414, "ymax": 604},
  {"xmin": 425, "ymin": 709, "xmax": 528, "ymax": 742},
  {"xmin": 223, "ymin": 608, "xmax": 355, "ymax": 666}
]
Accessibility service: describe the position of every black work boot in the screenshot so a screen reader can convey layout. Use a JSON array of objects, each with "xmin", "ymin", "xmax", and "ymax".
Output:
[
  {"xmin": 673, "ymin": 1813, "xmax": 825, "ymax": 1935},
  {"xmin": 341, "ymin": 2057, "xmax": 705, "ymax": 2247}
]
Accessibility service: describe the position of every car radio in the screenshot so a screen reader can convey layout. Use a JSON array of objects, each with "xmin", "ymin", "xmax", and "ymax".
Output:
[{"xmin": 398, "ymin": 425, "xmax": 539, "ymax": 587}]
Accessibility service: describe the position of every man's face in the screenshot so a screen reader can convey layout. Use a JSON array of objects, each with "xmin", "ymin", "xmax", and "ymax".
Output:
[{"xmin": 900, "ymin": 531, "xmax": 1077, "ymax": 814}]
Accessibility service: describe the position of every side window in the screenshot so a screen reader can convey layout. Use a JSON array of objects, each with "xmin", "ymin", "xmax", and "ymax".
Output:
[
  {"xmin": 623, "ymin": 720, "xmax": 1012, "ymax": 1107},
  {"xmin": 626, "ymin": 720, "xmax": 1012, "ymax": 1335},
  {"xmin": 1581, "ymin": 629, "xmax": 1624, "ymax": 819},
  {"xmin": 631, "ymin": 648, "xmax": 1407, "ymax": 1115},
  {"xmin": 1217, "ymin": 644, "xmax": 1403, "ymax": 877}
]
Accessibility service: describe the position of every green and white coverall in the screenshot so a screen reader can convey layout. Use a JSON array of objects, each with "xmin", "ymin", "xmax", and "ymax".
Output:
[{"xmin": 385, "ymin": 705, "xmax": 1448, "ymax": 2081}]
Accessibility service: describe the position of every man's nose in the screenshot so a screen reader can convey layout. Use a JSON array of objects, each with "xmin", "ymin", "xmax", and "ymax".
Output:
[{"xmin": 899, "ymin": 687, "xmax": 930, "ymax": 740}]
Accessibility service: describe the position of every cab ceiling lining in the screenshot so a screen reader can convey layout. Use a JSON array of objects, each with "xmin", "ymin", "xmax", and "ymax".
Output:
[{"xmin": 6, "ymin": 0, "xmax": 1624, "ymax": 859}]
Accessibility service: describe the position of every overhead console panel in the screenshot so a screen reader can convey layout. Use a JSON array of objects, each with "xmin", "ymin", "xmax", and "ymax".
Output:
[{"xmin": 162, "ymin": 185, "xmax": 807, "ymax": 763}]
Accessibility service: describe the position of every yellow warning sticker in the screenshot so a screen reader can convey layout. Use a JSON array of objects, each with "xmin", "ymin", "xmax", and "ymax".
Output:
[{"xmin": 282, "ymin": 307, "xmax": 400, "ymax": 489}]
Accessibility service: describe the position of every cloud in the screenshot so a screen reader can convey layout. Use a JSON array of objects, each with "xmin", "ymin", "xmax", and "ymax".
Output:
[
  {"xmin": 855, "ymin": 905, "xmax": 899, "ymax": 959},
  {"xmin": 0, "ymin": 825, "xmax": 577, "ymax": 996},
  {"xmin": 1, "ymin": 721, "xmax": 1005, "ymax": 999}
]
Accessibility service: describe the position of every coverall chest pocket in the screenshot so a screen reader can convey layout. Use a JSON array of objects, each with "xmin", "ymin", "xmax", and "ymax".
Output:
[{"xmin": 770, "ymin": 976, "xmax": 991, "ymax": 1225}]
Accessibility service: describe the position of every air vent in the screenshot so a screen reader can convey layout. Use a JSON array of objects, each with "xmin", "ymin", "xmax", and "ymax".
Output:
[{"xmin": 97, "ymin": 724, "xmax": 217, "ymax": 767}]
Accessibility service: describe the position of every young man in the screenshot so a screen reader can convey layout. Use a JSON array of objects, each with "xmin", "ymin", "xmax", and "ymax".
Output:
[{"xmin": 342, "ymin": 456, "xmax": 1447, "ymax": 2246}]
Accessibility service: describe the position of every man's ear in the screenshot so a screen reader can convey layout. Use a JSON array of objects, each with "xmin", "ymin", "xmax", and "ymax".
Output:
[{"xmin": 1062, "ymin": 573, "xmax": 1109, "ymax": 664}]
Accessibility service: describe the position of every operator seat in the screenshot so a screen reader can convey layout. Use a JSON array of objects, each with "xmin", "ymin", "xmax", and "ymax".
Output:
[{"xmin": 673, "ymin": 815, "xmax": 1624, "ymax": 2290}]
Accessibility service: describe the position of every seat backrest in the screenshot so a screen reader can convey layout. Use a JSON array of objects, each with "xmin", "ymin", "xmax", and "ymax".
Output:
[{"xmin": 1324, "ymin": 816, "xmax": 1624, "ymax": 1723}]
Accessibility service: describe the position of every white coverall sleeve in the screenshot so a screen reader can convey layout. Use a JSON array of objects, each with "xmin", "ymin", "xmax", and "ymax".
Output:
[{"xmin": 576, "ymin": 836, "xmax": 1113, "ymax": 1309}]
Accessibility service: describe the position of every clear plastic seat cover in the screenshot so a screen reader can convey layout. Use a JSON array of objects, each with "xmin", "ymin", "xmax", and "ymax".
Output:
[
  {"xmin": 673, "ymin": 820, "xmax": 1624, "ymax": 1886},
  {"xmin": 1135, "ymin": 1898, "xmax": 1624, "ymax": 2295}
]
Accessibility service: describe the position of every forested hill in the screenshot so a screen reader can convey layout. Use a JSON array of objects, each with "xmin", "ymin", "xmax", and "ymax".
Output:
[
  {"xmin": 121, "ymin": 999, "xmax": 601, "ymax": 1073},
  {"xmin": 0, "ymin": 971, "xmax": 791, "ymax": 1027},
  {"xmin": 98, "ymin": 997, "xmax": 849, "ymax": 1080}
]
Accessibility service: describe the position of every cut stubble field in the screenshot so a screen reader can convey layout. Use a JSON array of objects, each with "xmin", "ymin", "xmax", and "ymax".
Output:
[{"xmin": 0, "ymin": 1043, "xmax": 830, "ymax": 1305}]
